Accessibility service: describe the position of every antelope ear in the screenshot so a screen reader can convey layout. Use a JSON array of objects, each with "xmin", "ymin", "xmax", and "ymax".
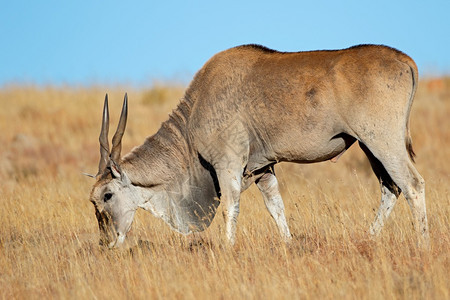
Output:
[
  {"xmin": 110, "ymin": 160, "xmax": 122, "ymax": 178},
  {"xmin": 110, "ymin": 160, "xmax": 131, "ymax": 185},
  {"xmin": 82, "ymin": 172, "xmax": 96, "ymax": 178}
]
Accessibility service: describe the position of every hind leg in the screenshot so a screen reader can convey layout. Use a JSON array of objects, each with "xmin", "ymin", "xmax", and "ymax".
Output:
[
  {"xmin": 360, "ymin": 140, "xmax": 429, "ymax": 248},
  {"xmin": 401, "ymin": 162, "xmax": 429, "ymax": 248},
  {"xmin": 395, "ymin": 161, "xmax": 428, "ymax": 248},
  {"xmin": 256, "ymin": 166, "xmax": 291, "ymax": 242},
  {"xmin": 370, "ymin": 186, "xmax": 399, "ymax": 235},
  {"xmin": 360, "ymin": 142, "xmax": 400, "ymax": 235}
]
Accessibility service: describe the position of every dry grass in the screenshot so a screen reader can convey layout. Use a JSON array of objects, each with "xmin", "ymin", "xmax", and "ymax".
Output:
[{"xmin": 0, "ymin": 78, "xmax": 449, "ymax": 299}]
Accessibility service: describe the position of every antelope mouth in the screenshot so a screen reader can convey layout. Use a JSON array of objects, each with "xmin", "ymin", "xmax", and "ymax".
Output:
[{"xmin": 108, "ymin": 211, "xmax": 135, "ymax": 249}]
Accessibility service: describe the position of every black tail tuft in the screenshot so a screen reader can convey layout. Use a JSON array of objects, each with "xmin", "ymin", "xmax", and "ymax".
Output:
[{"xmin": 406, "ymin": 136, "xmax": 416, "ymax": 163}]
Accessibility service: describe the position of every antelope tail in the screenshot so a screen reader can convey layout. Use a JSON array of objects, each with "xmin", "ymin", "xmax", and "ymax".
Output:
[{"xmin": 405, "ymin": 59, "xmax": 419, "ymax": 164}]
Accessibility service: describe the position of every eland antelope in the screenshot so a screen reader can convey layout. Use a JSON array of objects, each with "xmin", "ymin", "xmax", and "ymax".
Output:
[{"xmin": 88, "ymin": 44, "xmax": 429, "ymax": 249}]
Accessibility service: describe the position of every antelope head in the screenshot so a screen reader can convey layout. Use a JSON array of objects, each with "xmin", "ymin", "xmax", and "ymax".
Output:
[{"xmin": 89, "ymin": 93, "xmax": 137, "ymax": 248}]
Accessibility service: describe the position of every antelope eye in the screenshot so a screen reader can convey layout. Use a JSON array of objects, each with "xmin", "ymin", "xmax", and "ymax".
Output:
[{"xmin": 103, "ymin": 192, "xmax": 113, "ymax": 202}]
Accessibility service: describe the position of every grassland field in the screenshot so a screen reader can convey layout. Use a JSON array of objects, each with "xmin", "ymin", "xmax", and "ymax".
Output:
[{"xmin": 0, "ymin": 78, "xmax": 449, "ymax": 299}]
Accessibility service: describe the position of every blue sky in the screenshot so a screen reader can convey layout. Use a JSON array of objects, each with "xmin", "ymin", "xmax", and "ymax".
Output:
[{"xmin": 1, "ymin": 0, "xmax": 449, "ymax": 86}]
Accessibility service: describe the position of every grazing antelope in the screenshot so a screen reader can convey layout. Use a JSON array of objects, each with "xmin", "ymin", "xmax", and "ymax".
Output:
[{"xmin": 89, "ymin": 44, "xmax": 429, "ymax": 249}]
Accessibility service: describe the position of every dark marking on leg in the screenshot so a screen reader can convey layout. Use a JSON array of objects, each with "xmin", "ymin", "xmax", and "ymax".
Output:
[{"xmin": 359, "ymin": 142, "xmax": 401, "ymax": 196}]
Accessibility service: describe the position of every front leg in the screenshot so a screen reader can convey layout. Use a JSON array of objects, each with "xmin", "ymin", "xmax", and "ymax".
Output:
[
  {"xmin": 217, "ymin": 168, "xmax": 242, "ymax": 245},
  {"xmin": 256, "ymin": 168, "xmax": 292, "ymax": 242}
]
